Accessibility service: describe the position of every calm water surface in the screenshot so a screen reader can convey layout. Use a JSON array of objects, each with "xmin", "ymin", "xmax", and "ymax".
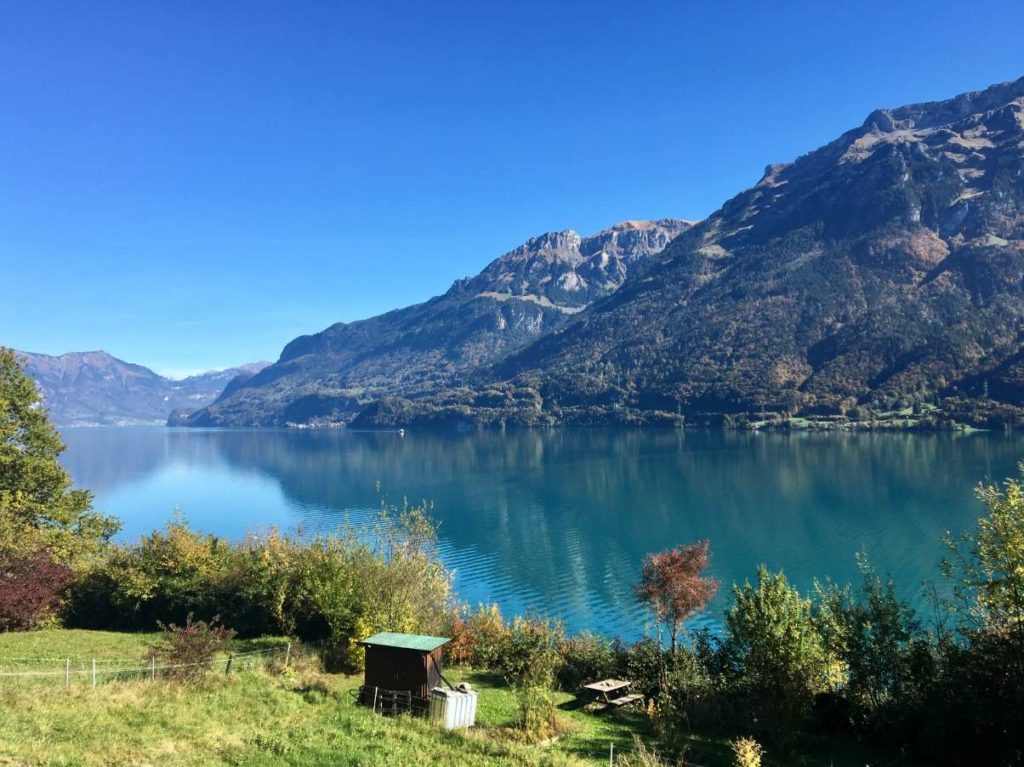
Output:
[{"xmin": 59, "ymin": 427, "xmax": 1024, "ymax": 639}]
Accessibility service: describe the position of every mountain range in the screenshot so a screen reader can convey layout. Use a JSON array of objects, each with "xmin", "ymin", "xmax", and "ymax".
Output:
[
  {"xmin": 185, "ymin": 75, "xmax": 1024, "ymax": 430},
  {"xmin": 185, "ymin": 219, "xmax": 692, "ymax": 426},
  {"xmin": 17, "ymin": 350, "xmax": 268, "ymax": 427}
]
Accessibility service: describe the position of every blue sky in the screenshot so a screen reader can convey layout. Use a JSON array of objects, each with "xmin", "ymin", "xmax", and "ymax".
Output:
[{"xmin": 2, "ymin": 1, "xmax": 1022, "ymax": 377}]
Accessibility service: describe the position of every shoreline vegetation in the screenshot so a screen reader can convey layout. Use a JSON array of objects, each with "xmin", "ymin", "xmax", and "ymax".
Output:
[
  {"xmin": 240, "ymin": 383, "xmax": 1023, "ymax": 433},
  {"xmin": 3, "ymin": 348, "xmax": 1024, "ymax": 766},
  {"xmin": 279, "ymin": 401, "xmax": 991, "ymax": 433}
]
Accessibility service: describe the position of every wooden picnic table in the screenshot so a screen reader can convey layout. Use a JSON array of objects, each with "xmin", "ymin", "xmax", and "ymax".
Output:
[{"xmin": 582, "ymin": 679, "xmax": 643, "ymax": 709}]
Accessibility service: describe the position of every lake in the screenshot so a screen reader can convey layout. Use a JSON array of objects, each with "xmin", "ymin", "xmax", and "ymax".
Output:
[{"xmin": 59, "ymin": 427, "xmax": 1024, "ymax": 639}]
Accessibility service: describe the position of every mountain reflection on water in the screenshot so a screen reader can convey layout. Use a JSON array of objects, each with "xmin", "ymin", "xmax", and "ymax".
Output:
[{"xmin": 60, "ymin": 427, "xmax": 1023, "ymax": 639}]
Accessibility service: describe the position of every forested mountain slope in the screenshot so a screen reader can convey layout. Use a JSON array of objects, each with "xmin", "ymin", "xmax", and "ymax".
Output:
[
  {"xmin": 376, "ymin": 76, "xmax": 1024, "ymax": 429},
  {"xmin": 186, "ymin": 219, "xmax": 691, "ymax": 426}
]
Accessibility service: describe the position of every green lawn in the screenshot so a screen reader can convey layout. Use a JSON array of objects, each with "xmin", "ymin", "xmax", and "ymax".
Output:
[{"xmin": 0, "ymin": 630, "xmax": 902, "ymax": 767}]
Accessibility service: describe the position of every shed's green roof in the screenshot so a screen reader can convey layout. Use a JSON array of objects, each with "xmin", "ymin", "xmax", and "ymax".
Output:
[{"xmin": 358, "ymin": 632, "xmax": 450, "ymax": 652}]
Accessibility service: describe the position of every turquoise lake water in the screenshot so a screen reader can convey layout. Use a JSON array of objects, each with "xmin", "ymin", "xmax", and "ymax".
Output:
[{"xmin": 59, "ymin": 427, "xmax": 1024, "ymax": 639}]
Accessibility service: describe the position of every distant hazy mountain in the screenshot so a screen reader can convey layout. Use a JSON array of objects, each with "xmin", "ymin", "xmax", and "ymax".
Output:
[
  {"xmin": 17, "ymin": 350, "xmax": 269, "ymax": 426},
  {"xmin": 186, "ymin": 219, "xmax": 692, "ymax": 426}
]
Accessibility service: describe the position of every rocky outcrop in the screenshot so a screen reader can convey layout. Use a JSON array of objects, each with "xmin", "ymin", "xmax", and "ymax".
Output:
[
  {"xmin": 186, "ymin": 219, "xmax": 692, "ymax": 426},
  {"xmin": 462, "ymin": 76, "xmax": 1024, "ymax": 426},
  {"xmin": 195, "ymin": 75, "xmax": 1024, "ymax": 430}
]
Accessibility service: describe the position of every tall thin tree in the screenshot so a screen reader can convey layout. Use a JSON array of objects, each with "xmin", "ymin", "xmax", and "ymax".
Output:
[{"xmin": 635, "ymin": 540, "xmax": 719, "ymax": 651}]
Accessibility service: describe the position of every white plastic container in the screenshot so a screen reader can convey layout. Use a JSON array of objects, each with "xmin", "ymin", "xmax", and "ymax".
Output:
[{"xmin": 428, "ymin": 686, "xmax": 478, "ymax": 729}]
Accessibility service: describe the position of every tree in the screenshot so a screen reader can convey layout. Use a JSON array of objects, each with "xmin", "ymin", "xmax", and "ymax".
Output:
[
  {"xmin": 0, "ymin": 549, "xmax": 75, "ymax": 630},
  {"xmin": 636, "ymin": 540, "xmax": 719, "ymax": 651},
  {"xmin": 814, "ymin": 555, "xmax": 932, "ymax": 727},
  {"xmin": 725, "ymin": 567, "xmax": 827, "ymax": 751},
  {"xmin": 0, "ymin": 348, "xmax": 119, "ymax": 563},
  {"xmin": 937, "ymin": 466, "xmax": 1024, "ymax": 765},
  {"xmin": 944, "ymin": 464, "xmax": 1024, "ymax": 664}
]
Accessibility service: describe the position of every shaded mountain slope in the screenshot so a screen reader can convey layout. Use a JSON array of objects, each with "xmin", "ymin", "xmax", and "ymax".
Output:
[
  {"xmin": 351, "ymin": 76, "xmax": 1024, "ymax": 429},
  {"xmin": 469, "ymin": 75, "xmax": 1024, "ymax": 426},
  {"xmin": 187, "ymin": 219, "xmax": 692, "ymax": 426}
]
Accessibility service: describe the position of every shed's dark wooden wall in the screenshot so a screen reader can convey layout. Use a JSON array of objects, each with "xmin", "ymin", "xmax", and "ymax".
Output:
[{"xmin": 363, "ymin": 646, "xmax": 444, "ymax": 699}]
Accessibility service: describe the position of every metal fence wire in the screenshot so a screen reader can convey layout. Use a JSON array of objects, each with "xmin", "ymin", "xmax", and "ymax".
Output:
[
  {"xmin": 2, "ymin": 645, "xmax": 703, "ymax": 766},
  {"xmin": 0, "ymin": 643, "xmax": 298, "ymax": 687}
]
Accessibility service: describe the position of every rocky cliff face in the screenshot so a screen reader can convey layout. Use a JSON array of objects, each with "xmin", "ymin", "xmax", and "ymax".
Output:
[
  {"xmin": 194, "ymin": 75, "xmax": 1024, "ymax": 430},
  {"xmin": 18, "ymin": 350, "xmax": 268, "ymax": 426},
  {"xmin": 466, "ymin": 75, "xmax": 1024, "ymax": 426},
  {"xmin": 186, "ymin": 219, "xmax": 692, "ymax": 426}
]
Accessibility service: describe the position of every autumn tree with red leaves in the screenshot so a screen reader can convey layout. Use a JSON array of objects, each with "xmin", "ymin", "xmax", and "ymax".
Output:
[
  {"xmin": 0, "ymin": 549, "xmax": 75, "ymax": 630},
  {"xmin": 635, "ymin": 540, "xmax": 719, "ymax": 651}
]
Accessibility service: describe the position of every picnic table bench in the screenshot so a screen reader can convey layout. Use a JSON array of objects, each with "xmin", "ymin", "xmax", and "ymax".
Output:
[{"xmin": 582, "ymin": 678, "xmax": 643, "ymax": 709}]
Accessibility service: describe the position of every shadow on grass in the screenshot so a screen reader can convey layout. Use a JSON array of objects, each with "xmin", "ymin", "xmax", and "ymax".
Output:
[
  {"xmin": 233, "ymin": 636, "xmax": 295, "ymax": 653},
  {"xmin": 556, "ymin": 695, "xmax": 587, "ymax": 712},
  {"xmin": 557, "ymin": 705, "xmax": 656, "ymax": 762},
  {"xmin": 458, "ymin": 670, "xmax": 505, "ymax": 688}
]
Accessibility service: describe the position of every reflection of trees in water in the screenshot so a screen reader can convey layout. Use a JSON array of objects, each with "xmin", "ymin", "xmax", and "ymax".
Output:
[
  {"xmin": 207, "ymin": 429, "xmax": 1022, "ymax": 620},
  {"xmin": 63, "ymin": 427, "xmax": 1024, "ymax": 636}
]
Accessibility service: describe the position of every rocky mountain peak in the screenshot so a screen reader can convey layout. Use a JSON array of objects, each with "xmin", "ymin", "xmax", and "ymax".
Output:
[
  {"xmin": 189, "ymin": 216, "xmax": 693, "ymax": 426},
  {"xmin": 185, "ymin": 76, "xmax": 1024, "ymax": 430},
  {"xmin": 859, "ymin": 75, "xmax": 1024, "ymax": 134},
  {"xmin": 465, "ymin": 218, "xmax": 694, "ymax": 308}
]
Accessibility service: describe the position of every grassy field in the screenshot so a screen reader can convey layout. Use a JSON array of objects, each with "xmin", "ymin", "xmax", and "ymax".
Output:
[{"xmin": 0, "ymin": 630, "xmax": 896, "ymax": 767}]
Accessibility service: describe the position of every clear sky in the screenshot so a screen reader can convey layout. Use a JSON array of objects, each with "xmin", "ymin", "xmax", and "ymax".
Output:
[{"xmin": 2, "ymin": 1, "xmax": 1022, "ymax": 377}]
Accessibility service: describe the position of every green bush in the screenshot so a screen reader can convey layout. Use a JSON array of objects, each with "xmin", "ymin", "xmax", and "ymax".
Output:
[
  {"xmin": 65, "ymin": 503, "xmax": 451, "ymax": 673},
  {"xmin": 620, "ymin": 637, "xmax": 668, "ymax": 702},
  {"xmin": 723, "ymin": 567, "xmax": 828, "ymax": 751},
  {"xmin": 556, "ymin": 632, "xmax": 618, "ymax": 690},
  {"xmin": 655, "ymin": 647, "xmax": 721, "ymax": 742},
  {"xmin": 513, "ymin": 684, "xmax": 560, "ymax": 742},
  {"xmin": 813, "ymin": 556, "xmax": 934, "ymax": 738},
  {"xmin": 498, "ymin": 616, "xmax": 563, "ymax": 689}
]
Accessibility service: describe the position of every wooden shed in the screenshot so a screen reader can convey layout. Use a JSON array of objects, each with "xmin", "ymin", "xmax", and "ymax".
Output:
[{"xmin": 358, "ymin": 632, "xmax": 450, "ymax": 705}]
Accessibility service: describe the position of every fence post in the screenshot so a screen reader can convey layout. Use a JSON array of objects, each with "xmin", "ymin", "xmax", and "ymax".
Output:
[
  {"xmin": 285, "ymin": 642, "xmax": 291, "ymax": 668},
  {"xmin": 150, "ymin": 656, "xmax": 156, "ymax": 681},
  {"xmin": 64, "ymin": 659, "xmax": 70, "ymax": 689},
  {"xmin": 91, "ymin": 659, "xmax": 96, "ymax": 689},
  {"xmin": 225, "ymin": 655, "xmax": 234, "ymax": 675}
]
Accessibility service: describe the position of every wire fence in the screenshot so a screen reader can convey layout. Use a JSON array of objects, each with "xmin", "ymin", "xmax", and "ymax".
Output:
[
  {"xmin": 1, "ymin": 645, "xmax": 703, "ymax": 765},
  {"xmin": 0, "ymin": 643, "xmax": 298, "ymax": 688}
]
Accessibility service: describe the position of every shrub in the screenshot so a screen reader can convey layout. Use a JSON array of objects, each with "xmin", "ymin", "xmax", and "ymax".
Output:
[
  {"xmin": 446, "ymin": 603, "xmax": 509, "ymax": 667},
  {"xmin": 813, "ymin": 556, "xmax": 933, "ymax": 737},
  {"xmin": 514, "ymin": 684, "xmax": 560, "ymax": 742},
  {"xmin": 731, "ymin": 737, "xmax": 764, "ymax": 767},
  {"xmin": 656, "ymin": 647, "xmax": 720, "ymax": 740},
  {"xmin": 0, "ymin": 549, "xmax": 74, "ymax": 630},
  {"xmin": 149, "ymin": 613, "xmax": 236, "ymax": 681},
  {"xmin": 66, "ymin": 514, "xmax": 228, "ymax": 630},
  {"xmin": 498, "ymin": 616, "xmax": 563, "ymax": 688},
  {"xmin": 66, "ymin": 502, "xmax": 452, "ymax": 674},
  {"xmin": 620, "ymin": 637, "xmax": 668, "ymax": 702},
  {"xmin": 724, "ymin": 567, "xmax": 828, "ymax": 751},
  {"xmin": 556, "ymin": 632, "xmax": 618, "ymax": 690},
  {"xmin": 616, "ymin": 735, "xmax": 685, "ymax": 766}
]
